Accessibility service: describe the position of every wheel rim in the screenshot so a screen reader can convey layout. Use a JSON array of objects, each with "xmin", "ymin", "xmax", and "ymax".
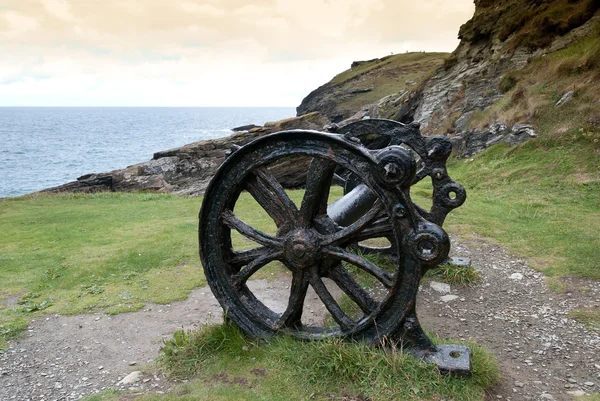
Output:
[{"xmin": 199, "ymin": 131, "xmax": 430, "ymax": 344}]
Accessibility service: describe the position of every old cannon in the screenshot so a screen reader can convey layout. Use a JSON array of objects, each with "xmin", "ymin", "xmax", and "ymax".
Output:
[{"xmin": 199, "ymin": 118, "xmax": 470, "ymax": 375}]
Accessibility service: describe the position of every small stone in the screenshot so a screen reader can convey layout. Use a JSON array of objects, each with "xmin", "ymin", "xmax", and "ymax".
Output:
[
  {"xmin": 515, "ymin": 381, "xmax": 524, "ymax": 388},
  {"xmin": 566, "ymin": 390, "xmax": 587, "ymax": 396},
  {"xmin": 556, "ymin": 90, "xmax": 574, "ymax": 107},
  {"xmin": 440, "ymin": 295, "xmax": 459, "ymax": 302},
  {"xmin": 540, "ymin": 393, "xmax": 553, "ymax": 400},
  {"xmin": 584, "ymin": 382, "xmax": 595, "ymax": 387},
  {"xmin": 430, "ymin": 281, "xmax": 451, "ymax": 294},
  {"xmin": 568, "ymin": 378, "xmax": 577, "ymax": 384},
  {"xmin": 509, "ymin": 273, "xmax": 523, "ymax": 280},
  {"xmin": 128, "ymin": 361, "xmax": 137, "ymax": 366},
  {"xmin": 118, "ymin": 371, "xmax": 142, "ymax": 385}
]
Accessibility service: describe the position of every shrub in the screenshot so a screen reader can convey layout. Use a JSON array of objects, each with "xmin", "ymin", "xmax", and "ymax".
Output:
[{"xmin": 499, "ymin": 73, "xmax": 518, "ymax": 93}]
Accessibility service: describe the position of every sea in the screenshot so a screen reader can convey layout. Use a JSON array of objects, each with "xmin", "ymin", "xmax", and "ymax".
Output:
[{"xmin": 0, "ymin": 107, "xmax": 295, "ymax": 198}]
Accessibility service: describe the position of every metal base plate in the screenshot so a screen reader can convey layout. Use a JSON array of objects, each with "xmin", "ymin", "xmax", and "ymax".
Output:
[{"xmin": 413, "ymin": 344, "xmax": 472, "ymax": 376}]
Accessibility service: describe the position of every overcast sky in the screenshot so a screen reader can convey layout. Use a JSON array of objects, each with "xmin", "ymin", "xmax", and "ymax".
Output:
[{"xmin": 0, "ymin": 0, "xmax": 475, "ymax": 107}]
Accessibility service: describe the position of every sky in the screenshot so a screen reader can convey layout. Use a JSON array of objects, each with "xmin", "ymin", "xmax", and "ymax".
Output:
[{"xmin": 0, "ymin": 0, "xmax": 475, "ymax": 107}]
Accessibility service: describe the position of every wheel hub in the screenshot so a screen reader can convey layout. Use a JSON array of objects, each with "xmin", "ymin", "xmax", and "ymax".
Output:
[{"xmin": 283, "ymin": 229, "xmax": 320, "ymax": 270}]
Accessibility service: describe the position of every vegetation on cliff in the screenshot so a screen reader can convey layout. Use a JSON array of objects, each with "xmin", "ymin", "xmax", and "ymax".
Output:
[
  {"xmin": 296, "ymin": 52, "xmax": 447, "ymax": 123},
  {"xmin": 460, "ymin": 0, "xmax": 599, "ymax": 51}
]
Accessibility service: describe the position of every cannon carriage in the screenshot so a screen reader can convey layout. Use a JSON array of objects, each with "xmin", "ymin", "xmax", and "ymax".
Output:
[{"xmin": 199, "ymin": 119, "xmax": 470, "ymax": 375}]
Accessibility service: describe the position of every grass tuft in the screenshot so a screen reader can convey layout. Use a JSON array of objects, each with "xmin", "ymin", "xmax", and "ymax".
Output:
[
  {"xmin": 567, "ymin": 307, "xmax": 600, "ymax": 332},
  {"xmin": 425, "ymin": 262, "xmax": 483, "ymax": 286}
]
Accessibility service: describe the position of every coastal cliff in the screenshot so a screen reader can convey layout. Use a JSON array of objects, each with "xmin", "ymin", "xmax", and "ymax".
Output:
[{"xmin": 45, "ymin": 0, "xmax": 600, "ymax": 195}]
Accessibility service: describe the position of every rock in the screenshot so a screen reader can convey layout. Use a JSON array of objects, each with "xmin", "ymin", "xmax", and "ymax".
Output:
[
  {"xmin": 584, "ymin": 381, "xmax": 595, "ymax": 387},
  {"xmin": 515, "ymin": 381, "xmax": 525, "ymax": 387},
  {"xmin": 454, "ymin": 111, "xmax": 474, "ymax": 132},
  {"xmin": 505, "ymin": 124, "xmax": 536, "ymax": 146},
  {"xmin": 430, "ymin": 281, "xmax": 451, "ymax": 294},
  {"xmin": 510, "ymin": 273, "xmax": 524, "ymax": 280},
  {"xmin": 349, "ymin": 88, "xmax": 373, "ymax": 94},
  {"xmin": 449, "ymin": 257, "xmax": 471, "ymax": 267},
  {"xmin": 118, "ymin": 371, "xmax": 141, "ymax": 385},
  {"xmin": 539, "ymin": 393, "xmax": 554, "ymax": 400},
  {"xmin": 440, "ymin": 295, "xmax": 459, "ymax": 302},
  {"xmin": 566, "ymin": 390, "xmax": 587, "ymax": 396},
  {"xmin": 556, "ymin": 91, "xmax": 574, "ymax": 107},
  {"xmin": 232, "ymin": 124, "xmax": 260, "ymax": 132}
]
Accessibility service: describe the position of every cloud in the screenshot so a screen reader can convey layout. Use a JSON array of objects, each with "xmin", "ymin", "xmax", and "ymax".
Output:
[{"xmin": 0, "ymin": 0, "xmax": 475, "ymax": 106}]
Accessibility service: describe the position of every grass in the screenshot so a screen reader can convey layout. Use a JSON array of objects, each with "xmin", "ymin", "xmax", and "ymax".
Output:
[
  {"xmin": 438, "ymin": 139, "xmax": 600, "ymax": 280},
  {"xmin": 0, "ymin": 192, "xmax": 205, "ymax": 348},
  {"xmin": 425, "ymin": 262, "xmax": 483, "ymax": 286},
  {"xmin": 90, "ymin": 320, "xmax": 498, "ymax": 401},
  {"xmin": 567, "ymin": 307, "xmax": 600, "ymax": 332}
]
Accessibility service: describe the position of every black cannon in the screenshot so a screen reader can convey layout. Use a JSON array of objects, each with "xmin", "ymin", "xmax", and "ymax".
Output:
[{"xmin": 199, "ymin": 119, "xmax": 470, "ymax": 375}]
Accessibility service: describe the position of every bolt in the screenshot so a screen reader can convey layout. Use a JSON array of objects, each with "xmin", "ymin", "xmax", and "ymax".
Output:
[
  {"xmin": 383, "ymin": 162, "xmax": 400, "ymax": 180},
  {"xmin": 394, "ymin": 204, "xmax": 407, "ymax": 218},
  {"xmin": 428, "ymin": 145, "xmax": 440, "ymax": 157},
  {"xmin": 404, "ymin": 317, "xmax": 417, "ymax": 331},
  {"xmin": 292, "ymin": 243, "xmax": 306, "ymax": 257}
]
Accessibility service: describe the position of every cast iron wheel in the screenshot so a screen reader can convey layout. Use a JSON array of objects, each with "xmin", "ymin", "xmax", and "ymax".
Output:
[{"xmin": 199, "ymin": 130, "xmax": 446, "ymax": 348}]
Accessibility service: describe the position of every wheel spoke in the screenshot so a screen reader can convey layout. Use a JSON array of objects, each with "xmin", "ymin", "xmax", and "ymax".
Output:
[
  {"xmin": 221, "ymin": 209, "xmax": 281, "ymax": 248},
  {"xmin": 323, "ymin": 246, "xmax": 393, "ymax": 288},
  {"xmin": 245, "ymin": 166, "xmax": 300, "ymax": 227},
  {"xmin": 309, "ymin": 270, "xmax": 354, "ymax": 331},
  {"xmin": 299, "ymin": 158, "xmax": 336, "ymax": 228},
  {"xmin": 276, "ymin": 270, "xmax": 309, "ymax": 329},
  {"xmin": 324, "ymin": 200, "xmax": 384, "ymax": 245},
  {"xmin": 229, "ymin": 247, "xmax": 269, "ymax": 270},
  {"xmin": 328, "ymin": 264, "xmax": 379, "ymax": 314},
  {"xmin": 350, "ymin": 217, "xmax": 393, "ymax": 243},
  {"xmin": 232, "ymin": 250, "xmax": 284, "ymax": 287}
]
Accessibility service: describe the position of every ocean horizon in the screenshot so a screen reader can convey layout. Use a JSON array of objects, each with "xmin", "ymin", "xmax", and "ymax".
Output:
[{"xmin": 0, "ymin": 107, "xmax": 295, "ymax": 198}]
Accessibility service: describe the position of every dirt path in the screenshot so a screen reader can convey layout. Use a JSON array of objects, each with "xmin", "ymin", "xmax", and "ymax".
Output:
[{"xmin": 1, "ymin": 237, "xmax": 599, "ymax": 400}]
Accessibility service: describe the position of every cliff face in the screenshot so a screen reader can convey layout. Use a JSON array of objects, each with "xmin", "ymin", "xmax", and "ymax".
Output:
[{"xmin": 415, "ymin": 0, "xmax": 600, "ymax": 135}]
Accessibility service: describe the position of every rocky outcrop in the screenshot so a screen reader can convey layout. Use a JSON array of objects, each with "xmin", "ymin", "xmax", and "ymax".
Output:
[
  {"xmin": 450, "ymin": 122, "xmax": 536, "ymax": 158},
  {"xmin": 42, "ymin": 112, "xmax": 329, "ymax": 196},
  {"xmin": 415, "ymin": 1, "xmax": 600, "ymax": 135},
  {"xmin": 296, "ymin": 53, "xmax": 447, "ymax": 123}
]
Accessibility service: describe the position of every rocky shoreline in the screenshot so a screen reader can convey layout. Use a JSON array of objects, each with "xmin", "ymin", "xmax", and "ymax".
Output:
[{"xmin": 40, "ymin": 111, "xmax": 537, "ymax": 197}]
